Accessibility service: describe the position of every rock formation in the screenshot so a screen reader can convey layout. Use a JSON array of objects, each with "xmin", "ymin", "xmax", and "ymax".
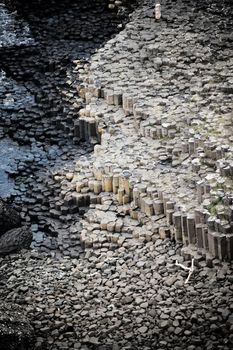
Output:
[
  {"xmin": 0, "ymin": 303, "xmax": 35, "ymax": 350},
  {"xmin": 0, "ymin": 200, "xmax": 21, "ymax": 235},
  {"xmin": 0, "ymin": 226, "xmax": 32, "ymax": 255},
  {"xmin": 0, "ymin": 0, "xmax": 233, "ymax": 349}
]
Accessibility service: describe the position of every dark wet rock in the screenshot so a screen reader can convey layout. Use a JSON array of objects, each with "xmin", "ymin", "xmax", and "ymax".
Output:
[
  {"xmin": 0, "ymin": 226, "xmax": 32, "ymax": 255},
  {"xmin": 0, "ymin": 0, "xmax": 137, "ymax": 257},
  {"xmin": 0, "ymin": 303, "xmax": 35, "ymax": 350},
  {"xmin": 0, "ymin": 200, "xmax": 21, "ymax": 235}
]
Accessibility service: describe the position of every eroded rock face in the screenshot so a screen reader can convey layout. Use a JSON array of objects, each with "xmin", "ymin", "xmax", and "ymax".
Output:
[
  {"xmin": 0, "ymin": 200, "xmax": 21, "ymax": 236},
  {"xmin": 0, "ymin": 303, "xmax": 35, "ymax": 350},
  {"xmin": 0, "ymin": 226, "xmax": 32, "ymax": 255}
]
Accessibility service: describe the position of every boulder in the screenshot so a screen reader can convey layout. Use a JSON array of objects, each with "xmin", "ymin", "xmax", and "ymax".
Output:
[
  {"xmin": 0, "ymin": 227, "xmax": 32, "ymax": 255},
  {"xmin": 0, "ymin": 201, "xmax": 21, "ymax": 236},
  {"xmin": 0, "ymin": 303, "xmax": 35, "ymax": 350}
]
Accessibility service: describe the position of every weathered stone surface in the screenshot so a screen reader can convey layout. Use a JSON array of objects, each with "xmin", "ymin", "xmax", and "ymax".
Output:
[
  {"xmin": 0, "ymin": 201, "xmax": 21, "ymax": 236},
  {"xmin": 0, "ymin": 227, "xmax": 32, "ymax": 255}
]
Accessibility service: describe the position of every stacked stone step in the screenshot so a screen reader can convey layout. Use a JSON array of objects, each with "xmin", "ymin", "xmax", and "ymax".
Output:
[
  {"xmin": 70, "ymin": 1, "xmax": 233, "ymax": 262},
  {"xmin": 84, "ymin": 84, "xmax": 181, "ymax": 142},
  {"xmin": 70, "ymin": 160, "xmax": 232, "ymax": 262},
  {"xmin": 83, "ymin": 81, "xmax": 233, "ymax": 175},
  {"xmin": 194, "ymin": 177, "xmax": 233, "ymax": 260},
  {"xmin": 94, "ymin": 156, "xmax": 233, "ymax": 259},
  {"xmin": 73, "ymin": 108, "xmax": 101, "ymax": 144},
  {"xmin": 62, "ymin": 153, "xmax": 232, "ymax": 260},
  {"xmin": 79, "ymin": 193, "xmax": 135, "ymax": 250},
  {"xmin": 74, "ymin": 82, "xmax": 127, "ymax": 144},
  {"xmin": 70, "ymin": 101, "xmax": 233, "ymax": 261},
  {"xmin": 81, "ymin": 79, "xmax": 192, "ymax": 155},
  {"xmin": 217, "ymin": 159, "xmax": 233, "ymax": 178}
]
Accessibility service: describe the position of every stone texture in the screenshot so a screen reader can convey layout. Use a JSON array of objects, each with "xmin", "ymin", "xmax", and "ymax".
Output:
[
  {"xmin": 0, "ymin": 0, "xmax": 233, "ymax": 349},
  {"xmin": 0, "ymin": 303, "xmax": 35, "ymax": 350},
  {"xmin": 0, "ymin": 200, "xmax": 21, "ymax": 235},
  {"xmin": 0, "ymin": 226, "xmax": 32, "ymax": 255}
]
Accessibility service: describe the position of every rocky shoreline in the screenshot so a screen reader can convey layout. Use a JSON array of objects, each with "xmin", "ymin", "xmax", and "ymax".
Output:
[
  {"xmin": 0, "ymin": 0, "xmax": 233, "ymax": 349},
  {"xmin": 0, "ymin": 0, "xmax": 137, "ymax": 257}
]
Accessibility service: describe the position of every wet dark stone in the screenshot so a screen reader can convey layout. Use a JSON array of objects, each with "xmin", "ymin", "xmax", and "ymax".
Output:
[
  {"xmin": 0, "ymin": 0, "xmax": 137, "ymax": 257},
  {"xmin": 0, "ymin": 226, "xmax": 32, "ymax": 255},
  {"xmin": 0, "ymin": 303, "xmax": 35, "ymax": 350},
  {"xmin": 0, "ymin": 200, "xmax": 21, "ymax": 235}
]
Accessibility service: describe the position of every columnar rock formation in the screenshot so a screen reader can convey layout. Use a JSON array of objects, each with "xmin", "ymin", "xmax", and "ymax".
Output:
[
  {"xmin": 0, "ymin": 1, "xmax": 233, "ymax": 349},
  {"xmin": 2, "ymin": 0, "xmax": 232, "ymax": 262},
  {"xmin": 60, "ymin": 0, "xmax": 233, "ymax": 262}
]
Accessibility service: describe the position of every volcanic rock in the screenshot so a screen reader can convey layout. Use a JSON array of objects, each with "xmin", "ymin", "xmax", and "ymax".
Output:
[
  {"xmin": 0, "ymin": 226, "xmax": 32, "ymax": 255},
  {"xmin": 0, "ymin": 200, "xmax": 21, "ymax": 236},
  {"xmin": 0, "ymin": 303, "xmax": 35, "ymax": 350}
]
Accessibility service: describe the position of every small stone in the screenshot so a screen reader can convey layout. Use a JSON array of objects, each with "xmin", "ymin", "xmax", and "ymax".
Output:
[
  {"xmin": 174, "ymin": 327, "xmax": 182, "ymax": 335},
  {"xmin": 141, "ymin": 302, "xmax": 149, "ymax": 309},
  {"xmin": 164, "ymin": 276, "xmax": 177, "ymax": 286},
  {"xmin": 160, "ymin": 320, "xmax": 169, "ymax": 328},
  {"xmin": 138, "ymin": 326, "xmax": 148, "ymax": 334}
]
